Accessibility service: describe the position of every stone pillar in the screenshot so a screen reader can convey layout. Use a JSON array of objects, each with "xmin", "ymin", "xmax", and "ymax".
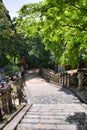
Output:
[
  {"xmin": 0, "ymin": 107, "xmax": 2, "ymax": 121},
  {"xmin": 67, "ymin": 74, "xmax": 70, "ymax": 88},
  {"xmin": 1, "ymin": 93, "xmax": 9, "ymax": 113},
  {"xmin": 16, "ymin": 80, "xmax": 22, "ymax": 104},
  {"xmin": 65, "ymin": 74, "xmax": 67, "ymax": 87},
  {"xmin": 77, "ymin": 72, "xmax": 84, "ymax": 90},
  {"xmin": 7, "ymin": 90, "xmax": 13, "ymax": 113},
  {"xmin": 0, "ymin": 84, "xmax": 9, "ymax": 114},
  {"xmin": 61, "ymin": 72, "xmax": 64, "ymax": 87}
]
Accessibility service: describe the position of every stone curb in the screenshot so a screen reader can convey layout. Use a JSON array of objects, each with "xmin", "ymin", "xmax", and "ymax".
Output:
[
  {"xmin": 68, "ymin": 88, "xmax": 87, "ymax": 105},
  {"xmin": 2, "ymin": 104, "xmax": 32, "ymax": 130},
  {"xmin": 0, "ymin": 104, "xmax": 26, "ymax": 130}
]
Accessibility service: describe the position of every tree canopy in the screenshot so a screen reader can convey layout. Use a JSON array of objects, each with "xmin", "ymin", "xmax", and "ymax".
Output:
[
  {"xmin": 0, "ymin": 1, "xmax": 14, "ymax": 66},
  {"xmin": 1, "ymin": 0, "xmax": 87, "ymax": 69},
  {"xmin": 17, "ymin": 0, "xmax": 87, "ymax": 68},
  {"xmin": 0, "ymin": 1, "xmax": 30, "ymax": 66}
]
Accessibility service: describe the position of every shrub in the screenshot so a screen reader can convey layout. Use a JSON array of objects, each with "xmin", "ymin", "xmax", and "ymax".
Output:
[{"xmin": 4, "ymin": 64, "xmax": 19, "ymax": 77}]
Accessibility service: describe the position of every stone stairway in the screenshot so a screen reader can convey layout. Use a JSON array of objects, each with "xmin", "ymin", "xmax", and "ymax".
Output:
[{"xmin": 17, "ymin": 104, "xmax": 87, "ymax": 130}]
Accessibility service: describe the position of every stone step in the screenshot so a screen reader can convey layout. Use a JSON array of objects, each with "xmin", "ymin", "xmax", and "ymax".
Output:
[
  {"xmin": 17, "ymin": 124, "xmax": 78, "ymax": 130},
  {"xmin": 21, "ymin": 118, "xmax": 70, "ymax": 124},
  {"xmin": 16, "ymin": 104, "xmax": 87, "ymax": 130},
  {"xmin": 30, "ymin": 104, "xmax": 86, "ymax": 109}
]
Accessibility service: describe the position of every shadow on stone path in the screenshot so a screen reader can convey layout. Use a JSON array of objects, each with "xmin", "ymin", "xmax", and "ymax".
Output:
[
  {"xmin": 16, "ymin": 69, "xmax": 87, "ymax": 130},
  {"xmin": 24, "ymin": 69, "xmax": 80, "ymax": 104}
]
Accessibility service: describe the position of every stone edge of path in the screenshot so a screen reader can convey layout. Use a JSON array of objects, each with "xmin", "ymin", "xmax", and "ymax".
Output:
[
  {"xmin": 68, "ymin": 88, "xmax": 87, "ymax": 104},
  {"xmin": 0, "ymin": 104, "xmax": 32, "ymax": 130}
]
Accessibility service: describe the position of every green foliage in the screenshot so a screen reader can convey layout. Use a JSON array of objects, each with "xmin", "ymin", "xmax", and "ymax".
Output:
[
  {"xmin": 4, "ymin": 64, "xmax": 19, "ymax": 77},
  {"xmin": 13, "ymin": 0, "xmax": 87, "ymax": 68},
  {"xmin": 0, "ymin": 1, "xmax": 15, "ymax": 66},
  {"xmin": 0, "ymin": 0, "xmax": 84, "ymax": 67},
  {"xmin": 40, "ymin": 0, "xmax": 87, "ymax": 67},
  {"xmin": 1, "ymin": 0, "xmax": 87, "ymax": 69},
  {"xmin": 14, "ymin": 3, "xmax": 51, "ymax": 68},
  {"xmin": 28, "ymin": 33, "xmax": 50, "ymax": 67},
  {"xmin": 0, "ymin": 55, "xmax": 9, "ymax": 67},
  {"xmin": 0, "ymin": 2, "xmax": 14, "ymax": 42}
]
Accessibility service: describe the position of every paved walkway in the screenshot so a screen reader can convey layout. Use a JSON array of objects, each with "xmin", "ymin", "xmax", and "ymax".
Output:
[
  {"xmin": 17, "ymin": 69, "xmax": 87, "ymax": 130},
  {"xmin": 24, "ymin": 69, "xmax": 80, "ymax": 104}
]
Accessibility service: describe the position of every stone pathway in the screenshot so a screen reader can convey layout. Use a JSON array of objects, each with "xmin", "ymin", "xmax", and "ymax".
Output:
[
  {"xmin": 17, "ymin": 69, "xmax": 87, "ymax": 130},
  {"xmin": 17, "ymin": 104, "xmax": 87, "ymax": 130},
  {"xmin": 24, "ymin": 70, "xmax": 80, "ymax": 104}
]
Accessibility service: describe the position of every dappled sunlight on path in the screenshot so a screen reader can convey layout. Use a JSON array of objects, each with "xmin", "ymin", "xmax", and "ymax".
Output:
[{"xmin": 24, "ymin": 69, "xmax": 80, "ymax": 104}]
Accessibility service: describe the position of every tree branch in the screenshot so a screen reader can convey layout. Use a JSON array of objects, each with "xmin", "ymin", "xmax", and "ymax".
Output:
[
  {"xmin": 69, "ymin": 0, "xmax": 87, "ymax": 12},
  {"xmin": 61, "ymin": 24, "xmax": 87, "ymax": 31}
]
